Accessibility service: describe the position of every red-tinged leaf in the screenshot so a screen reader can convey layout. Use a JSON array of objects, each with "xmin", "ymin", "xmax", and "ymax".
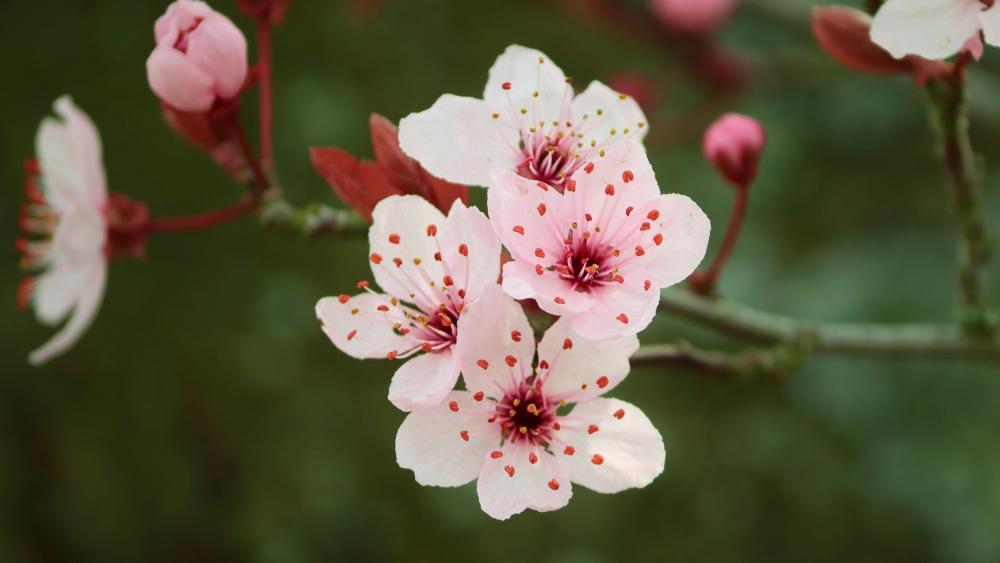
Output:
[{"xmin": 310, "ymin": 147, "xmax": 401, "ymax": 222}]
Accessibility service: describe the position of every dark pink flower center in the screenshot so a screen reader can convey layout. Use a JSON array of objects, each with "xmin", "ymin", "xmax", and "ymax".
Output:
[
  {"xmin": 495, "ymin": 380, "xmax": 558, "ymax": 445},
  {"xmin": 518, "ymin": 133, "xmax": 584, "ymax": 187}
]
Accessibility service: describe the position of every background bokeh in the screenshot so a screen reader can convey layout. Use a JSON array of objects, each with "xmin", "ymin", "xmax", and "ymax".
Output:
[{"xmin": 3, "ymin": 0, "xmax": 1000, "ymax": 561}]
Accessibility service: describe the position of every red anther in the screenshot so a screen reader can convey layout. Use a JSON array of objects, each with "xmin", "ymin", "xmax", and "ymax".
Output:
[
  {"xmin": 640, "ymin": 222, "xmax": 651, "ymax": 231},
  {"xmin": 457, "ymin": 288, "xmax": 466, "ymax": 299},
  {"xmin": 502, "ymin": 81, "xmax": 512, "ymax": 90},
  {"xmin": 369, "ymin": 253, "xmax": 382, "ymax": 264},
  {"xmin": 537, "ymin": 203, "xmax": 547, "ymax": 216},
  {"xmin": 563, "ymin": 445, "xmax": 575, "ymax": 455},
  {"xmin": 644, "ymin": 280, "xmax": 652, "ymax": 291},
  {"xmin": 513, "ymin": 225, "xmax": 525, "ymax": 235},
  {"xmin": 511, "ymin": 330, "xmax": 522, "ymax": 342},
  {"xmin": 504, "ymin": 465, "xmax": 515, "ymax": 477},
  {"xmin": 528, "ymin": 452, "xmax": 538, "ymax": 464},
  {"xmin": 477, "ymin": 359, "xmax": 489, "ymax": 370},
  {"xmin": 613, "ymin": 275, "xmax": 624, "ymax": 284},
  {"xmin": 634, "ymin": 246, "xmax": 645, "ymax": 257},
  {"xmin": 487, "ymin": 415, "xmax": 498, "ymax": 423},
  {"xmin": 14, "ymin": 238, "xmax": 29, "ymax": 253},
  {"xmin": 449, "ymin": 400, "xmax": 459, "ymax": 412},
  {"xmin": 596, "ymin": 375, "xmax": 609, "ymax": 388},
  {"xmin": 460, "ymin": 430, "xmax": 470, "ymax": 441},
  {"xmin": 562, "ymin": 338, "xmax": 573, "ymax": 350},
  {"xmin": 653, "ymin": 233, "xmax": 664, "ymax": 246},
  {"xmin": 625, "ymin": 206, "xmax": 634, "ymax": 216},
  {"xmin": 386, "ymin": 350, "xmax": 398, "ymax": 360},
  {"xmin": 388, "ymin": 233, "xmax": 400, "ymax": 244},
  {"xmin": 605, "ymin": 184, "xmax": 615, "ymax": 196},
  {"xmin": 539, "ymin": 360, "xmax": 549, "ymax": 370},
  {"xmin": 552, "ymin": 421, "xmax": 560, "ymax": 430},
  {"xmin": 393, "ymin": 257, "xmax": 403, "ymax": 268},
  {"xmin": 622, "ymin": 170, "xmax": 634, "ymax": 183},
  {"xmin": 338, "ymin": 294, "xmax": 350, "ymax": 304},
  {"xmin": 422, "ymin": 343, "xmax": 433, "ymax": 353},
  {"xmin": 346, "ymin": 329, "xmax": 357, "ymax": 341},
  {"xmin": 491, "ymin": 450, "xmax": 504, "ymax": 459},
  {"xmin": 505, "ymin": 355, "xmax": 517, "ymax": 367},
  {"xmin": 426, "ymin": 224, "xmax": 438, "ymax": 236},
  {"xmin": 535, "ymin": 264, "xmax": 544, "ymax": 276},
  {"xmin": 591, "ymin": 454, "xmax": 605, "ymax": 465},
  {"xmin": 584, "ymin": 162, "xmax": 595, "ymax": 174},
  {"xmin": 616, "ymin": 313, "xmax": 629, "ymax": 324},
  {"xmin": 554, "ymin": 296, "xmax": 566, "ymax": 305},
  {"xmin": 398, "ymin": 327, "xmax": 410, "ymax": 335},
  {"xmin": 473, "ymin": 391, "xmax": 485, "ymax": 401},
  {"xmin": 584, "ymin": 213, "xmax": 593, "ymax": 222},
  {"xmin": 548, "ymin": 479, "xmax": 560, "ymax": 491},
  {"xmin": 443, "ymin": 275, "xmax": 454, "ymax": 286},
  {"xmin": 535, "ymin": 248, "xmax": 545, "ymax": 258},
  {"xmin": 377, "ymin": 304, "xmax": 389, "ymax": 312},
  {"xmin": 458, "ymin": 243, "xmax": 468, "ymax": 256},
  {"xmin": 16, "ymin": 276, "xmax": 35, "ymax": 310},
  {"xmin": 357, "ymin": 280, "xmax": 370, "ymax": 289},
  {"xmin": 588, "ymin": 424, "xmax": 599, "ymax": 434},
  {"xmin": 23, "ymin": 158, "xmax": 40, "ymax": 175},
  {"xmin": 613, "ymin": 408, "xmax": 625, "ymax": 419},
  {"xmin": 565, "ymin": 180, "xmax": 576, "ymax": 192},
  {"xmin": 536, "ymin": 181, "xmax": 549, "ymax": 191},
  {"xmin": 647, "ymin": 209, "xmax": 660, "ymax": 220},
  {"xmin": 434, "ymin": 251, "xmax": 442, "ymax": 261}
]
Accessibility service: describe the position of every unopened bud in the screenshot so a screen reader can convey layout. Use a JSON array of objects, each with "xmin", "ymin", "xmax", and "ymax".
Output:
[{"xmin": 702, "ymin": 113, "xmax": 766, "ymax": 187}]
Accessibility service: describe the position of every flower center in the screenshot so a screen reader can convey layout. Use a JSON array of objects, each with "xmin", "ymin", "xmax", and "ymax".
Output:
[
  {"xmin": 517, "ymin": 130, "xmax": 584, "ymax": 187},
  {"xmin": 496, "ymin": 380, "xmax": 558, "ymax": 445}
]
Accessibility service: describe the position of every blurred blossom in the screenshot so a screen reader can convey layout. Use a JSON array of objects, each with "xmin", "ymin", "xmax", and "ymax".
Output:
[
  {"xmin": 311, "ymin": 114, "xmax": 468, "ymax": 222},
  {"xmin": 693, "ymin": 45, "xmax": 748, "ymax": 93},
  {"xmin": 237, "ymin": 0, "xmax": 292, "ymax": 24},
  {"xmin": 17, "ymin": 97, "xmax": 109, "ymax": 366},
  {"xmin": 870, "ymin": 0, "xmax": 1000, "ymax": 60},
  {"xmin": 398, "ymin": 45, "xmax": 647, "ymax": 189},
  {"xmin": 702, "ymin": 113, "xmax": 766, "ymax": 187},
  {"xmin": 812, "ymin": 6, "xmax": 952, "ymax": 83},
  {"xmin": 488, "ymin": 140, "xmax": 710, "ymax": 339},
  {"xmin": 146, "ymin": 0, "xmax": 248, "ymax": 112},
  {"xmin": 649, "ymin": 0, "xmax": 738, "ymax": 36},
  {"xmin": 608, "ymin": 71, "xmax": 660, "ymax": 112},
  {"xmin": 396, "ymin": 285, "xmax": 662, "ymax": 520},
  {"xmin": 316, "ymin": 195, "xmax": 501, "ymax": 412}
]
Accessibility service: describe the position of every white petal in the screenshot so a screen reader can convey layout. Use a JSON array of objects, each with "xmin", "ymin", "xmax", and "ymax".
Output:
[
  {"xmin": 36, "ymin": 96, "xmax": 107, "ymax": 211},
  {"xmin": 559, "ymin": 398, "xmax": 665, "ymax": 494},
  {"xmin": 29, "ymin": 259, "xmax": 106, "ymax": 366},
  {"xmin": 316, "ymin": 293, "xmax": 413, "ymax": 359},
  {"xmin": 980, "ymin": 2, "xmax": 1000, "ymax": 47},
  {"xmin": 369, "ymin": 195, "xmax": 448, "ymax": 311},
  {"xmin": 483, "ymin": 45, "xmax": 570, "ymax": 128},
  {"xmin": 32, "ymin": 261, "xmax": 92, "ymax": 326},
  {"xmin": 388, "ymin": 350, "xmax": 461, "ymax": 412},
  {"xmin": 454, "ymin": 284, "xmax": 535, "ymax": 398},
  {"xmin": 537, "ymin": 318, "xmax": 639, "ymax": 403},
  {"xmin": 476, "ymin": 442, "xmax": 572, "ymax": 520},
  {"xmin": 870, "ymin": 0, "xmax": 982, "ymax": 60},
  {"xmin": 396, "ymin": 390, "xmax": 498, "ymax": 487},
  {"xmin": 642, "ymin": 194, "xmax": 711, "ymax": 287},
  {"xmin": 567, "ymin": 265, "xmax": 660, "ymax": 340},
  {"xmin": 398, "ymin": 94, "xmax": 519, "ymax": 187},
  {"xmin": 437, "ymin": 199, "xmax": 501, "ymax": 305},
  {"xmin": 570, "ymin": 81, "xmax": 648, "ymax": 157}
]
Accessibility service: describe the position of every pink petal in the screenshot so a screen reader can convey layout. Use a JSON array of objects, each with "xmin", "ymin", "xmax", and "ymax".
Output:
[
  {"xmin": 483, "ymin": 45, "xmax": 570, "ymax": 129},
  {"xmin": 639, "ymin": 194, "xmax": 711, "ymax": 287},
  {"xmin": 183, "ymin": 12, "xmax": 248, "ymax": 100},
  {"xmin": 536, "ymin": 318, "xmax": 639, "ymax": 403},
  {"xmin": 315, "ymin": 293, "xmax": 413, "ymax": 359},
  {"xmin": 398, "ymin": 94, "xmax": 518, "ymax": 187},
  {"xmin": 567, "ymin": 140, "xmax": 660, "ymax": 239},
  {"xmin": 500, "ymin": 260, "xmax": 594, "ymax": 315},
  {"xmin": 454, "ymin": 284, "xmax": 535, "ymax": 398},
  {"xmin": 146, "ymin": 38, "xmax": 217, "ymax": 112},
  {"xmin": 436, "ymin": 200, "xmax": 501, "ymax": 305},
  {"xmin": 558, "ymin": 398, "xmax": 665, "ymax": 494},
  {"xmin": 486, "ymin": 168, "xmax": 566, "ymax": 264},
  {"xmin": 476, "ymin": 441, "xmax": 572, "ymax": 520},
  {"xmin": 567, "ymin": 265, "xmax": 660, "ymax": 339},
  {"xmin": 870, "ymin": 0, "xmax": 982, "ymax": 60},
  {"xmin": 395, "ymin": 391, "xmax": 498, "ymax": 487},
  {"xmin": 388, "ymin": 349, "xmax": 462, "ymax": 412},
  {"xmin": 29, "ymin": 260, "xmax": 106, "ymax": 366}
]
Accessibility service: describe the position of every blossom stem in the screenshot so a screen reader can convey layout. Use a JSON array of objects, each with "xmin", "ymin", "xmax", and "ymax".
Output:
[
  {"xmin": 688, "ymin": 183, "xmax": 748, "ymax": 296},
  {"xmin": 926, "ymin": 65, "xmax": 996, "ymax": 333},
  {"xmin": 146, "ymin": 199, "xmax": 257, "ymax": 234},
  {"xmin": 256, "ymin": 17, "xmax": 273, "ymax": 171},
  {"xmin": 230, "ymin": 119, "xmax": 270, "ymax": 193},
  {"xmin": 257, "ymin": 196, "xmax": 368, "ymax": 238}
]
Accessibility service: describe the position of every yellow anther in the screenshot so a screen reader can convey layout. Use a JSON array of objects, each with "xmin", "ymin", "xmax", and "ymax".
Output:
[
  {"xmin": 513, "ymin": 398, "xmax": 521, "ymax": 406},
  {"xmin": 520, "ymin": 426, "xmax": 528, "ymax": 434}
]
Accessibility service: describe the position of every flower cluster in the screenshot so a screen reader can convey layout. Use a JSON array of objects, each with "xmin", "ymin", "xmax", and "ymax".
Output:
[{"xmin": 317, "ymin": 45, "xmax": 711, "ymax": 519}]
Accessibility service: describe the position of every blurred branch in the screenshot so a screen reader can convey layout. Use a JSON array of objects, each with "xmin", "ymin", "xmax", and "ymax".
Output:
[
  {"xmin": 632, "ymin": 340, "xmax": 804, "ymax": 379},
  {"xmin": 654, "ymin": 288, "xmax": 1000, "ymax": 360},
  {"xmin": 258, "ymin": 194, "xmax": 367, "ymax": 238},
  {"xmin": 925, "ymin": 63, "xmax": 997, "ymax": 333}
]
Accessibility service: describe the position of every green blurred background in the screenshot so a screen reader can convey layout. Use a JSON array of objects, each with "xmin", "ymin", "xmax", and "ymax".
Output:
[{"xmin": 3, "ymin": 0, "xmax": 1000, "ymax": 561}]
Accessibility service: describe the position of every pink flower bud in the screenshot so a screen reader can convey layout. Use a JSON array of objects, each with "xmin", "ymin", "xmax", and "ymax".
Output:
[
  {"xmin": 702, "ymin": 113, "xmax": 766, "ymax": 187},
  {"xmin": 650, "ymin": 0, "xmax": 737, "ymax": 36},
  {"xmin": 146, "ymin": 1, "xmax": 248, "ymax": 113}
]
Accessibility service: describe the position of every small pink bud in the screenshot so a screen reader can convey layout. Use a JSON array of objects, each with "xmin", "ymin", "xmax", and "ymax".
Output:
[
  {"xmin": 146, "ymin": 1, "xmax": 248, "ymax": 113},
  {"xmin": 702, "ymin": 113, "xmax": 766, "ymax": 187},
  {"xmin": 649, "ymin": 0, "xmax": 737, "ymax": 36}
]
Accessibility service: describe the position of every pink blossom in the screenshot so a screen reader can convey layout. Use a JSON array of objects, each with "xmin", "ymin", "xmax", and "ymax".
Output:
[
  {"xmin": 650, "ymin": 0, "xmax": 738, "ymax": 36},
  {"xmin": 870, "ymin": 0, "xmax": 1000, "ymax": 60},
  {"xmin": 396, "ymin": 285, "xmax": 664, "ymax": 520},
  {"xmin": 702, "ymin": 113, "xmax": 766, "ymax": 187},
  {"xmin": 398, "ymin": 45, "xmax": 648, "ymax": 189},
  {"xmin": 315, "ymin": 195, "xmax": 501, "ymax": 411},
  {"xmin": 488, "ymin": 139, "xmax": 710, "ymax": 340},
  {"xmin": 146, "ymin": 0, "xmax": 248, "ymax": 112},
  {"xmin": 17, "ymin": 97, "xmax": 109, "ymax": 365}
]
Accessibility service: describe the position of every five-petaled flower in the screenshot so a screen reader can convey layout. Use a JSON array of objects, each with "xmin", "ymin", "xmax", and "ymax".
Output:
[
  {"xmin": 398, "ymin": 45, "xmax": 648, "ymax": 189},
  {"xmin": 870, "ymin": 0, "xmax": 1000, "ymax": 61},
  {"xmin": 396, "ymin": 285, "xmax": 664, "ymax": 520},
  {"xmin": 488, "ymin": 139, "xmax": 710, "ymax": 339},
  {"xmin": 17, "ymin": 97, "xmax": 109, "ymax": 366},
  {"xmin": 316, "ymin": 195, "xmax": 501, "ymax": 411}
]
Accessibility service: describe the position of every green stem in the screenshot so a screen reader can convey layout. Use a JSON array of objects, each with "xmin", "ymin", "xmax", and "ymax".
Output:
[
  {"xmin": 632, "ymin": 341, "xmax": 805, "ymax": 379},
  {"xmin": 257, "ymin": 195, "xmax": 367, "ymax": 238}
]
